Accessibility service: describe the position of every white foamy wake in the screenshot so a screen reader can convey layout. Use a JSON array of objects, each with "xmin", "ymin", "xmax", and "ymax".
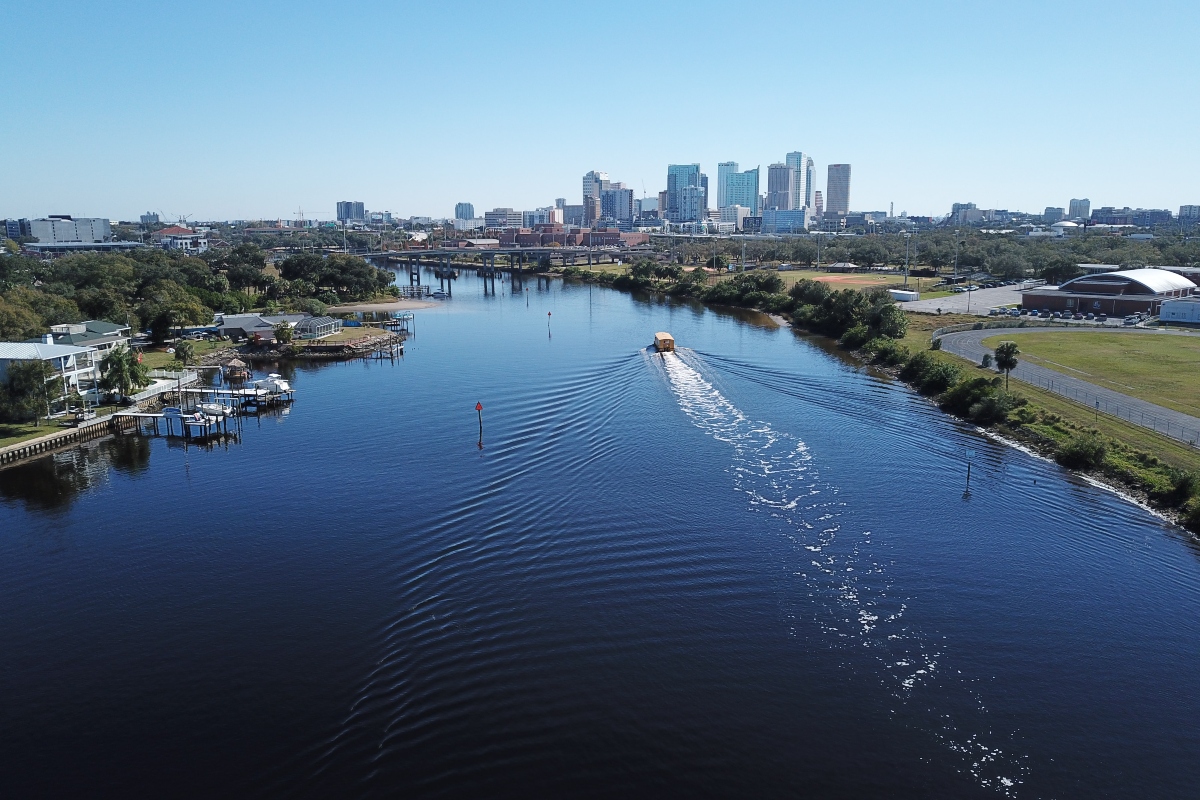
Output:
[{"xmin": 657, "ymin": 350, "xmax": 1026, "ymax": 795}]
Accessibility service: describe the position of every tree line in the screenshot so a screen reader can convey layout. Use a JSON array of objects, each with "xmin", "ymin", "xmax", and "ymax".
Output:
[{"xmin": 0, "ymin": 244, "xmax": 394, "ymax": 343}]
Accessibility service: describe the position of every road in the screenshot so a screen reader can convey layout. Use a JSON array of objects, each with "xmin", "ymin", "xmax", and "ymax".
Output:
[{"xmin": 937, "ymin": 326, "xmax": 1200, "ymax": 446}]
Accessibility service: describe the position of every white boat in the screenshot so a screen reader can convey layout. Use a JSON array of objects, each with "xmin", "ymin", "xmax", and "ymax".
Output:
[{"xmin": 198, "ymin": 403, "xmax": 233, "ymax": 417}]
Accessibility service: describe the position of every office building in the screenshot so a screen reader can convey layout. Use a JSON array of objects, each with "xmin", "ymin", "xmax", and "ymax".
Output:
[
  {"xmin": 761, "ymin": 208, "xmax": 810, "ymax": 234},
  {"xmin": 766, "ymin": 163, "xmax": 795, "ymax": 210},
  {"xmin": 1179, "ymin": 205, "xmax": 1200, "ymax": 220},
  {"xmin": 139, "ymin": 212, "xmax": 160, "ymax": 227},
  {"xmin": 826, "ymin": 165, "xmax": 851, "ymax": 216},
  {"xmin": 719, "ymin": 205, "xmax": 751, "ymax": 231},
  {"xmin": 785, "ymin": 152, "xmax": 814, "ymax": 210},
  {"xmin": 483, "ymin": 208, "xmax": 523, "ymax": 229},
  {"xmin": 717, "ymin": 162, "xmax": 738, "ymax": 208},
  {"xmin": 3, "ymin": 219, "xmax": 31, "ymax": 239},
  {"xmin": 31, "ymin": 216, "xmax": 112, "ymax": 244},
  {"xmin": 667, "ymin": 164, "xmax": 703, "ymax": 222},
  {"xmin": 1043, "ymin": 207, "xmax": 1065, "ymax": 224},
  {"xmin": 814, "ymin": 191, "xmax": 823, "ymax": 217},
  {"xmin": 582, "ymin": 170, "xmax": 609, "ymax": 205},
  {"xmin": 555, "ymin": 198, "xmax": 566, "ymax": 209},
  {"xmin": 601, "ymin": 187, "xmax": 635, "ymax": 223},
  {"xmin": 721, "ymin": 166, "xmax": 759, "ymax": 215},
  {"xmin": 1069, "ymin": 198, "xmax": 1091, "ymax": 220},
  {"xmin": 454, "ymin": 202, "xmax": 475, "ymax": 220},
  {"xmin": 336, "ymin": 201, "xmax": 365, "ymax": 222},
  {"xmin": 635, "ymin": 197, "xmax": 658, "ymax": 218}
]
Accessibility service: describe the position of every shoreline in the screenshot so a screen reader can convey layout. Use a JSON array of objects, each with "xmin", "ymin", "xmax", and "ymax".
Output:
[{"xmin": 326, "ymin": 299, "xmax": 435, "ymax": 313}]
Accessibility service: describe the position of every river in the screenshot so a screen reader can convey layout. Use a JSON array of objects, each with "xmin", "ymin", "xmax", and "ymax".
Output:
[{"xmin": 2, "ymin": 270, "xmax": 1199, "ymax": 798}]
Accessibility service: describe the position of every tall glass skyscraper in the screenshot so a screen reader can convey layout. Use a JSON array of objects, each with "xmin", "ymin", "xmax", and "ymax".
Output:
[
  {"xmin": 785, "ymin": 152, "xmax": 814, "ymax": 210},
  {"xmin": 667, "ymin": 164, "xmax": 702, "ymax": 221},
  {"xmin": 454, "ymin": 202, "xmax": 475, "ymax": 220},
  {"xmin": 826, "ymin": 164, "xmax": 851, "ymax": 216}
]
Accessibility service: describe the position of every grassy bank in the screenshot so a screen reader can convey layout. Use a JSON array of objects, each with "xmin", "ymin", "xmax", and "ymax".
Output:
[{"xmin": 979, "ymin": 330, "xmax": 1200, "ymax": 417}]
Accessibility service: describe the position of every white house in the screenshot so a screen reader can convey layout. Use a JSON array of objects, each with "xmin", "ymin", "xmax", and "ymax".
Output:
[{"xmin": 0, "ymin": 340, "xmax": 100, "ymax": 411}]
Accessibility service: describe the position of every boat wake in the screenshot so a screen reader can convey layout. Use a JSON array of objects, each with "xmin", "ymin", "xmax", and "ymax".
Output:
[{"xmin": 655, "ymin": 348, "xmax": 1027, "ymax": 795}]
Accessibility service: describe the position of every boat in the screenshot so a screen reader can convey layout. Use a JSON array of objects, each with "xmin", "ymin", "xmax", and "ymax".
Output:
[
  {"xmin": 653, "ymin": 332, "xmax": 675, "ymax": 352},
  {"xmin": 431, "ymin": 290, "xmax": 449, "ymax": 300},
  {"xmin": 198, "ymin": 403, "xmax": 233, "ymax": 417}
]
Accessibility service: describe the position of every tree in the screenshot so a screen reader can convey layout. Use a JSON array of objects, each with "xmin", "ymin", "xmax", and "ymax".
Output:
[
  {"xmin": 0, "ymin": 359, "xmax": 56, "ymax": 425},
  {"xmin": 993, "ymin": 340, "xmax": 1020, "ymax": 390},
  {"xmin": 274, "ymin": 322, "xmax": 294, "ymax": 343},
  {"xmin": 0, "ymin": 296, "xmax": 44, "ymax": 340},
  {"xmin": 99, "ymin": 347, "xmax": 150, "ymax": 400},
  {"xmin": 173, "ymin": 340, "xmax": 195, "ymax": 365}
]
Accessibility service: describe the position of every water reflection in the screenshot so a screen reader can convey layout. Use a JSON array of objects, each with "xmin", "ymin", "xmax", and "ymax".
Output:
[{"xmin": 0, "ymin": 436, "xmax": 151, "ymax": 512}]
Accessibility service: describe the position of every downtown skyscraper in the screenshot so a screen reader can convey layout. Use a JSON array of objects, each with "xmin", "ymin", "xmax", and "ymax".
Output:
[
  {"xmin": 785, "ymin": 152, "xmax": 814, "ymax": 210},
  {"xmin": 825, "ymin": 164, "xmax": 851, "ymax": 216}
]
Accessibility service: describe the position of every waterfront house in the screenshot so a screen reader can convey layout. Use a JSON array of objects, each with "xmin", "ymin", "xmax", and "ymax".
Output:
[
  {"xmin": 214, "ymin": 313, "xmax": 308, "ymax": 342},
  {"xmin": 0, "ymin": 340, "xmax": 99, "ymax": 412},
  {"xmin": 294, "ymin": 316, "xmax": 342, "ymax": 340},
  {"xmin": 33, "ymin": 320, "xmax": 131, "ymax": 355}
]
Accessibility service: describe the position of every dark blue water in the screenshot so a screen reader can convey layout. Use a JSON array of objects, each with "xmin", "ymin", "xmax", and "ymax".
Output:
[{"xmin": 3, "ymin": 272, "xmax": 1199, "ymax": 798}]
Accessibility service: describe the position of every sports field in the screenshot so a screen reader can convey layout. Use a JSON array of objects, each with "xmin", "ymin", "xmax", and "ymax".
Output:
[{"xmin": 980, "ymin": 331, "xmax": 1200, "ymax": 417}]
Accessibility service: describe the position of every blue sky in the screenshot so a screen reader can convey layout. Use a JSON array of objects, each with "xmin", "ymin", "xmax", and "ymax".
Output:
[{"xmin": 3, "ymin": 0, "xmax": 1198, "ymax": 222}]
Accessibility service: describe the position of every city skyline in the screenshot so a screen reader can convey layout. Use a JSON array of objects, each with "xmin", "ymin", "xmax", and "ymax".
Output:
[{"xmin": 2, "ymin": 1, "xmax": 1198, "ymax": 220}]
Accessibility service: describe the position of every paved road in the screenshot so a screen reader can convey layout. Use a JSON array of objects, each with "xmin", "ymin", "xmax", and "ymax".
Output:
[{"xmin": 937, "ymin": 326, "xmax": 1200, "ymax": 446}]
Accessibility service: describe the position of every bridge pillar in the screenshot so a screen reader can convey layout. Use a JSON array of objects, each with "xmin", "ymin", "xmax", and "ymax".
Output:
[{"xmin": 587, "ymin": 251, "xmax": 593, "ymax": 266}]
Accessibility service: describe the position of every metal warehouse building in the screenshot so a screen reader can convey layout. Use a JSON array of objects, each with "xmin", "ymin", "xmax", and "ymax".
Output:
[
  {"xmin": 1021, "ymin": 268, "xmax": 1196, "ymax": 316},
  {"xmin": 1160, "ymin": 297, "xmax": 1200, "ymax": 324}
]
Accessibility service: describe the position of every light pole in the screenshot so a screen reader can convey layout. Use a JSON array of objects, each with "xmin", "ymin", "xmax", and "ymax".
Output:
[
  {"xmin": 953, "ymin": 228, "xmax": 961, "ymax": 281},
  {"xmin": 903, "ymin": 231, "xmax": 911, "ymax": 287}
]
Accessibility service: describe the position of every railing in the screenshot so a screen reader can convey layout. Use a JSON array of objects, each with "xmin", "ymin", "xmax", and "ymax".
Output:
[
  {"xmin": 1018, "ymin": 370, "xmax": 1200, "ymax": 446},
  {"xmin": 130, "ymin": 371, "xmax": 199, "ymax": 402},
  {"xmin": 147, "ymin": 369, "xmax": 196, "ymax": 380},
  {"xmin": 930, "ymin": 319, "xmax": 1061, "ymax": 340}
]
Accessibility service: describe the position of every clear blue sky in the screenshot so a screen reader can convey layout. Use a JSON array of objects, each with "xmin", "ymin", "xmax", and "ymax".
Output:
[{"xmin": 3, "ymin": 0, "xmax": 1197, "ymax": 222}]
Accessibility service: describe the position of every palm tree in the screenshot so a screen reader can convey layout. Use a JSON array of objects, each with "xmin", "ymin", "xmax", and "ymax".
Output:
[
  {"xmin": 100, "ymin": 347, "xmax": 150, "ymax": 401},
  {"xmin": 994, "ymin": 341, "xmax": 1020, "ymax": 390},
  {"xmin": 173, "ymin": 340, "xmax": 195, "ymax": 366}
]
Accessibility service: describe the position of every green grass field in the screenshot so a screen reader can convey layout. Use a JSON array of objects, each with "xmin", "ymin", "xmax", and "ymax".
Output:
[{"xmin": 981, "ymin": 331, "xmax": 1200, "ymax": 418}]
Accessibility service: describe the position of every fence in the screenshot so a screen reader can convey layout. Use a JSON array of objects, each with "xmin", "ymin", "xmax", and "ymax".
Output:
[
  {"xmin": 1015, "ymin": 369, "xmax": 1200, "ymax": 447},
  {"xmin": 930, "ymin": 319, "xmax": 1062, "ymax": 340}
]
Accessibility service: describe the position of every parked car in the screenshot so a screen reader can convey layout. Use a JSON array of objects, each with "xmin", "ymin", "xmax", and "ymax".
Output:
[
  {"xmin": 1123, "ymin": 315, "xmax": 1138, "ymax": 325},
  {"xmin": 1052, "ymin": 311, "xmax": 1062, "ymax": 318},
  {"xmin": 1097, "ymin": 314, "xmax": 1108, "ymax": 322},
  {"xmin": 1073, "ymin": 313, "xmax": 1084, "ymax": 320},
  {"xmin": 1085, "ymin": 312, "xmax": 1095, "ymax": 320}
]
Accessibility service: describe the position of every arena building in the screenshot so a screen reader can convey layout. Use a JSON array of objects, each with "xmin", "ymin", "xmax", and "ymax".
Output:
[{"xmin": 1021, "ymin": 268, "xmax": 1196, "ymax": 316}]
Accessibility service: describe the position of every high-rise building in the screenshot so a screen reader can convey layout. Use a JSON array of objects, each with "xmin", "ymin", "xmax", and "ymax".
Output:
[
  {"xmin": 679, "ymin": 185, "xmax": 706, "ymax": 224},
  {"xmin": 555, "ymin": 198, "xmax": 566, "ymax": 209},
  {"xmin": 635, "ymin": 197, "xmax": 658, "ymax": 218},
  {"xmin": 721, "ymin": 166, "xmax": 760, "ymax": 215},
  {"xmin": 337, "ymin": 201, "xmax": 365, "ymax": 222},
  {"xmin": 814, "ymin": 191, "xmax": 823, "ymax": 217},
  {"xmin": 1068, "ymin": 198, "xmax": 1091, "ymax": 220},
  {"xmin": 140, "ymin": 212, "xmax": 160, "ymax": 227},
  {"xmin": 1043, "ymin": 207, "xmax": 1065, "ymax": 224},
  {"xmin": 700, "ymin": 174, "xmax": 709, "ymax": 211},
  {"xmin": 785, "ymin": 152, "xmax": 814, "ymax": 210},
  {"xmin": 582, "ymin": 170, "xmax": 610, "ymax": 205},
  {"xmin": 666, "ymin": 164, "xmax": 702, "ymax": 222},
  {"xmin": 601, "ymin": 187, "xmax": 635, "ymax": 223},
  {"xmin": 825, "ymin": 164, "xmax": 851, "ymax": 216},
  {"xmin": 454, "ymin": 202, "xmax": 475, "ymax": 220},
  {"xmin": 766, "ymin": 163, "xmax": 795, "ymax": 210},
  {"xmin": 717, "ymin": 162, "xmax": 738, "ymax": 208},
  {"xmin": 1181, "ymin": 205, "xmax": 1200, "ymax": 220}
]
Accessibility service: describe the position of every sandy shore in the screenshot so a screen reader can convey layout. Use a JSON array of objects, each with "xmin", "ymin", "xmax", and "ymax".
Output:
[{"xmin": 326, "ymin": 299, "xmax": 436, "ymax": 313}]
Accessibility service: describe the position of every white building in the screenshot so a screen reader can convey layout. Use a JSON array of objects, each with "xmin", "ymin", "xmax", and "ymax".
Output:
[
  {"xmin": 452, "ymin": 218, "xmax": 485, "ymax": 231},
  {"xmin": 152, "ymin": 225, "xmax": 208, "ymax": 253},
  {"xmin": 31, "ymin": 216, "xmax": 112, "ymax": 244},
  {"xmin": 1160, "ymin": 297, "xmax": 1200, "ymax": 323},
  {"xmin": 0, "ymin": 340, "xmax": 100, "ymax": 411},
  {"xmin": 719, "ymin": 205, "xmax": 751, "ymax": 231}
]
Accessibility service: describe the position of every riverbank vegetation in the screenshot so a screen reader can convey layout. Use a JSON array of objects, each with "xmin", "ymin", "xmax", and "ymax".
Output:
[
  {"xmin": 564, "ymin": 264, "xmax": 1200, "ymax": 532},
  {"xmin": 0, "ymin": 245, "xmax": 395, "ymax": 343}
]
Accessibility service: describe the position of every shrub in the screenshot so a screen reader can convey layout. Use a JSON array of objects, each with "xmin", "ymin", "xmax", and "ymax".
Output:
[
  {"xmin": 930, "ymin": 337, "xmax": 943, "ymax": 350},
  {"xmin": 866, "ymin": 337, "xmax": 909, "ymax": 366},
  {"xmin": 919, "ymin": 361, "xmax": 961, "ymax": 395},
  {"xmin": 839, "ymin": 324, "xmax": 872, "ymax": 349},
  {"xmin": 981, "ymin": 353, "xmax": 993, "ymax": 368},
  {"xmin": 900, "ymin": 351, "xmax": 937, "ymax": 382},
  {"xmin": 1056, "ymin": 433, "xmax": 1107, "ymax": 470}
]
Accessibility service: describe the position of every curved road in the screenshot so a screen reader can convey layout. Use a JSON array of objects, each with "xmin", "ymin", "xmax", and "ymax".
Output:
[{"xmin": 937, "ymin": 326, "xmax": 1200, "ymax": 446}]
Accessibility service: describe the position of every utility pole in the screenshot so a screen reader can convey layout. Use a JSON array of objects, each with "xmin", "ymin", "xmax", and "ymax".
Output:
[
  {"xmin": 953, "ymin": 229, "xmax": 961, "ymax": 281},
  {"xmin": 904, "ymin": 232, "xmax": 910, "ymax": 287}
]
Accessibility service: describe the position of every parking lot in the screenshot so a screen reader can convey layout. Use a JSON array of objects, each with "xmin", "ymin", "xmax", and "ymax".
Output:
[{"xmin": 902, "ymin": 285, "xmax": 1027, "ymax": 316}]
